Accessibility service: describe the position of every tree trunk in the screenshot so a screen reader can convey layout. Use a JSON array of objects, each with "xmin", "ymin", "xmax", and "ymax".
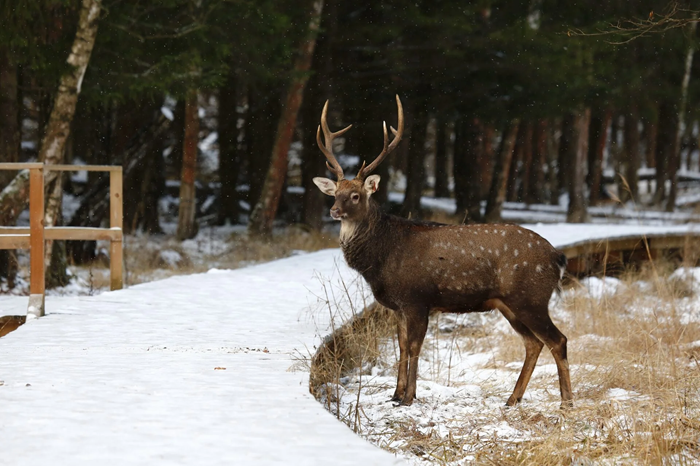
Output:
[
  {"xmin": 526, "ymin": 118, "xmax": 547, "ymax": 204},
  {"xmin": 453, "ymin": 115, "xmax": 484, "ymax": 223},
  {"xmin": 401, "ymin": 104, "xmax": 428, "ymax": 218},
  {"xmin": 0, "ymin": 47, "xmax": 21, "ymax": 286},
  {"xmin": 517, "ymin": 121, "xmax": 534, "ymax": 203},
  {"xmin": 177, "ymin": 89, "xmax": 200, "ymax": 240},
  {"xmin": 644, "ymin": 119, "xmax": 657, "ymax": 170},
  {"xmin": 0, "ymin": 47, "xmax": 20, "ymax": 172},
  {"xmin": 566, "ymin": 108, "xmax": 591, "ymax": 223},
  {"xmin": 667, "ymin": 15, "xmax": 698, "ymax": 212},
  {"xmin": 546, "ymin": 118, "xmax": 562, "ymax": 205},
  {"xmin": 246, "ymin": 87, "xmax": 277, "ymax": 212},
  {"xmin": 29, "ymin": 0, "xmax": 102, "ymax": 277},
  {"xmin": 300, "ymin": 93, "xmax": 329, "ymax": 230},
  {"xmin": 484, "ymin": 119, "xmax": 520, "ymax": 223},
  {"xmin": 301, "ymin": 0, "xmax": 337, "ymax": 230},
  {"xmin": 654, "ymin": 102, "xmax": 678, "ymax": 205},
  {"xmin": 479, "ymin": 123, "xmax": 494, "ymax": 198},
  {"xmin": 587, "ymin": 108, "xmax": 611, "ymax": 205},
  {"xmin": 506, "ymin": 122, "xmax": 527, "ymax": 203},
  {"xmin": 217, "ymin": 71, "xmax": 241, "ymax": 225},
  {"xmin": 556, "ymin": 113, "xmax": 575, "ymax": 204},
  {"xmin": 621, "ymin": 105, "xmax": 640, "ymax": 203},
  {"xmin": 249, "ymin": 0, "xmax": 324, "ymax": 236},
  {"xmin": 433, "ymin": 114, "xmax": 450, "ymax": 198}
]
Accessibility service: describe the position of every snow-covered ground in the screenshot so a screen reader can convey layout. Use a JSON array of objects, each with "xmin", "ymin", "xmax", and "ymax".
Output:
[
  {"xmin": 0, "ymin": 250, "xmax": 402, "ymax": 466},
  {"xmin": 1, "ymin": 223, "xmax": 699, "ymax": 465}
]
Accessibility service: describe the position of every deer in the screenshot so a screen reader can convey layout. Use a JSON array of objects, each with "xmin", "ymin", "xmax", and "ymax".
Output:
[{"xmin": 312, "ymin": 95, "xmax": 573, "ymax": 408}]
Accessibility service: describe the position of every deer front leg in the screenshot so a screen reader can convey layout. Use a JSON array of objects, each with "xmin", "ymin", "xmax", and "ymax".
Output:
[
  {"xmin": 391, "ymin": 316, "xmax": 408, "ymax": 402},
  {"xmin": 400, "ymin": 310, "xmax": 429, "ymax": 406}
]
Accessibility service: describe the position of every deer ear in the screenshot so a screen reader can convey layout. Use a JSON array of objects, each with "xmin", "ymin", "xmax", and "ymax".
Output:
[
  {"xmin": 363, "ymin": 175, "xmax": 381, "ymax": 196},
  {"xmin": 313, "ymin": 177, "xmax": 337, "ymax": 196}
]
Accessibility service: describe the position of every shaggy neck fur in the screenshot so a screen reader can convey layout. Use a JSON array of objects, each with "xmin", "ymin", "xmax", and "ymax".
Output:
[{"xmin": 340, "ymin": 199, "xmax": 406, "ymax": 281}]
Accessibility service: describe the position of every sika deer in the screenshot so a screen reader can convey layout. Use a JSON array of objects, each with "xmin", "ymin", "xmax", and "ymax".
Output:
[{"xmin": 313, "ymin": 95, "xmax": 572, "ymax": 408}]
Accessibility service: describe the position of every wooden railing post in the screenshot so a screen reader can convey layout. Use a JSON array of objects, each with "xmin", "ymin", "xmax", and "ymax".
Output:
[
  {"xmin": 109, "ymin": 168, "xmax": 123, "ymax": 290},
  {"xmin": 27, "ymin": 167, "xmax": 45, "ymax": 317}
]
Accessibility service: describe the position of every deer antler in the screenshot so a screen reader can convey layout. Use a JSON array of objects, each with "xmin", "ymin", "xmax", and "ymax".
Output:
[
  {"xmin": 317, "ymin": 100, "xmax": 352, "ymax": 181},
  {"xmin": 356, "ymin": 95, "xmax": 404, "ymax": 180}
]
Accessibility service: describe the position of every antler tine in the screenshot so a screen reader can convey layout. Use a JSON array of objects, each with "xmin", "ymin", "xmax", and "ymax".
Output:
[
  {"xmin": 357, "ymin": 95, "xmax": 404, "ymax": 180},
  {"xmin": 316, "ymin": 100, "xmax": 352, "ymax": 180}
]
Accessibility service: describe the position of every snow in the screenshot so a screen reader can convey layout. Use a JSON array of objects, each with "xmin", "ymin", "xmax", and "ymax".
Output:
[
  {"xmin": 523, "ymin": 222, "xmax": 700, "ymax": 250},
  {"xmin": 2, "ymin": 222, "xmax": 700, "ymax": 465},
  {"xmin": 579, "ymin": 276, "xmax": 624, "ymax": 300},
  {"xmin": 0, "ymin": 250, "xmax": 403, "ymax": 466}
]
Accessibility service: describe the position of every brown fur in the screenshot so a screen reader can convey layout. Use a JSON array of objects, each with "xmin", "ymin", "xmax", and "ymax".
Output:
[{"xmin": 320, "ymin": 177, "xmax": 572, "ymax": 407}]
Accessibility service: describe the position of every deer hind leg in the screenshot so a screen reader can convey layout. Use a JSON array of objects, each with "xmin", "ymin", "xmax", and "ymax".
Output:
[
  {"xmin": 496, "ymin": 304, "xmax": 544, "ymax": 406},
  {"xmin": 399, "ymin": 310, "xmax": 429, "ymax": 406},
  {"xmin": 517, "ymin": 310, "xmax": 573, "ymax": 408},
  {"xmin": 391, "ymin": 316, "xmax": 409, "ymax": 402}
]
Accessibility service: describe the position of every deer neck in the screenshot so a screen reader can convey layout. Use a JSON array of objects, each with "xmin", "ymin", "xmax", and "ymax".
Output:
[{"xmin": 339, "ymin": 200, "xmax": 388, "ymax": 277}]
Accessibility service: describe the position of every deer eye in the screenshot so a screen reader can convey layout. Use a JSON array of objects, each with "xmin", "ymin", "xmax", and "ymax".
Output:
[{"xmin": 351, "ymin": 193, "xmax": 360, "ymax": 202}]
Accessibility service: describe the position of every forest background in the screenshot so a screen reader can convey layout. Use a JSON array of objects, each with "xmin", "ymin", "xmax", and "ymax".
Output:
[{"xmin": 1, "ymin": 0, "xmax": 699, "ymax": 287}]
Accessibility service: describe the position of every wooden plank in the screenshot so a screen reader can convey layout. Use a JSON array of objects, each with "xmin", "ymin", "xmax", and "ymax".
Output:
[
  {"xmin": 110, "ymin": 169, "xmax": 124, "ymax": 290},
  {"xmin": 0, "ymin": 226, "xmax": 122, "ymax": 241},
  {"xmin": 46, "ymin": 164, "xmax": 122, "ymax": 172},
  {"xmin": 0, "ymin": 235, "xmax": 30, "ymax": 249},
  {"xmin": 46, "ymin": 227, "xmax": 122, "ymax": 241},
  {"xmin": 0, "ymin": 162, "xmax": 43, "ymax": 170},
  {"xmin": 28, "ymin": 167, "xmax": 45, "ymax": 316},
  {"xmin": 0, "ymin": 227, "xmax": 29, "ymax": 235}
]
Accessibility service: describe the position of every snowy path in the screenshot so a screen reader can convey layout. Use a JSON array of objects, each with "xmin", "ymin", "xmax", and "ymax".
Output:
[
  {"xmin": 0, "ymin": 251, "xmax": 402, "ymax": 466},
  {"xmin": 1, "ymin": 223, "xmax": 699, "ymax": 465}
]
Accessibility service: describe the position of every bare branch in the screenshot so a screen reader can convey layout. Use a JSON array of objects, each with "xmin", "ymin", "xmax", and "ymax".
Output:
[{"xmin": 568, "ymin": 2, "xmax": 699, "ymax": 44}]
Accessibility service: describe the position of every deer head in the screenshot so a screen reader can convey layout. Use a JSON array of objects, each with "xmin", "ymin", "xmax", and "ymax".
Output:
[{"xmin": 313, "ymin": 95, "xmax": 404, "ymax": 223}]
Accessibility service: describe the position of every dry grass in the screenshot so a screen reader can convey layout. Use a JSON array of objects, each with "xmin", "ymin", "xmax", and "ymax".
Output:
[
  {"xmin": 91, "ymin": 226, "xmax": 337, "ymax": 287},
  {"xmin": 2, "ymin": 226, "xmax": 337, "ymax": 295},
  {"xmin": 311, "ymin": 259, "xmax": 700, "ymax": 465}
]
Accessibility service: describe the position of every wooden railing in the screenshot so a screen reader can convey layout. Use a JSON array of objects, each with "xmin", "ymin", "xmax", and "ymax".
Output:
[
  {"xmin": 0, "ymin": 163, "xmax": 123, "ymax": 317},
  {"xmin": 561, "ymin": 232, "xmax": 699, "ymax": 275}
]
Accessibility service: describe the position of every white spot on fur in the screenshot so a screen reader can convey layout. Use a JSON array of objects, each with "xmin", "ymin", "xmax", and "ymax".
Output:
[
  {"xmin": 504, "ymin": 244, "xmax": 508, "ymax": 251},
  {"xmin": 501, "ymin": 230, "xmax": 506, "ymax": 236},
  {"xmin": 461, "ymin": 249, "xmax": 465, "ymax": 254},
  {"xmin": 536, "ymin": 265, "xmax": 543, "ymax": 273},
  {"xmin": 523, "ymin": 261, "xmax": 528, "ymax": 266},
  {"xmin": 517, "ymin": 230, "xmax": 523, "ymax": 234},
  {"xmin": 528, "ymin": 242, "xmax": 532, "ymax": 248},
  {"xmin": 514, "ymin": 249, "xmax": 519, "ymax": 257},
  {"xmin": 495, "ymin": 250, "xmax": 500, "ymax": 257}
]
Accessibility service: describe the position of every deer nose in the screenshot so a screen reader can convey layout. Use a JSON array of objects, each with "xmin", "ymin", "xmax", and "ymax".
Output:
[{"xmin": 330, "ymin": 208, "xmax": 341, "ymax": 220}]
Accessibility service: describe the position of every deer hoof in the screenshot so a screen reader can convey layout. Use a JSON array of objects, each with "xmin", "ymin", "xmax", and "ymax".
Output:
[
  {"xmin": 560, "ymin": 400, "xmax": 574, "ymax": 410},
  {"xmin": 505, "ymin": 396, "xmax": 521, "ymax": 407}
]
